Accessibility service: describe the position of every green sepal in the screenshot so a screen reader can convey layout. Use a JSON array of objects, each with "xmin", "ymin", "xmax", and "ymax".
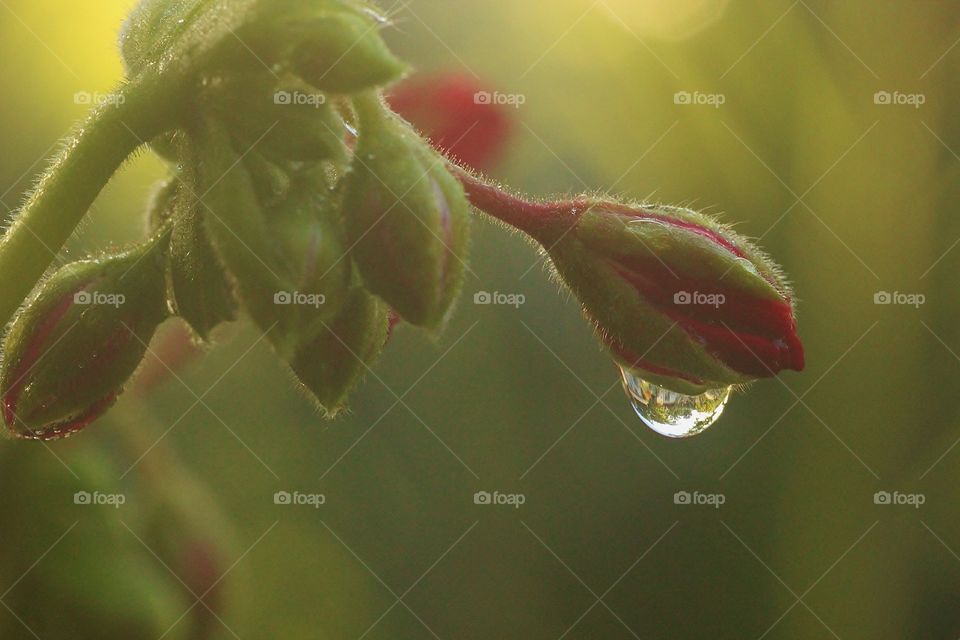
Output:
[
  {"xmin": 146, "ymin": 176, "xmax": 180, "ymax": 233},
  {"xmin": 203, "ymin": 73, "xmax": 348, "ymax": 165},
  {"xmin": 165, "ymin": 183, "xmax": 240, "ymax": 341},
  {"xmin": 241, "ymin": 1, "xmax": 407, "ymax": 93},
  {"xmin": 288, "ymin": 286, "xmax": 389, "ymax": 415},
  {"xmin": 147, "ymin": 129, "xmax": 188, "ymax": 164},
  {"xmin": 576, "ymin": 204, "xmax": 787, "ymax": 303},
  {"xmin": 547, "ymin": 235, "xmax": 747, "ymax": 395},
  {"xmin": 289, "ymin": 10, "xmax": 407, "ymax": 93},
  {"xmin": 120, "ymin": 0, "xmax": 258, "ymax": 80},
  {"xmin": 343, "ymin": 94, "xmax": 470, "ymax": 329}
]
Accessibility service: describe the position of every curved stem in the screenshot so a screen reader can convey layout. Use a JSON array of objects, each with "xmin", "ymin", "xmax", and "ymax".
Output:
[
  {"xmin": 446, "ymin": 163, "xmax": 582, "ymax": 243},
  {"xmin": 0, "ymin": 73, "xmax": 178, "ymax": 329}
]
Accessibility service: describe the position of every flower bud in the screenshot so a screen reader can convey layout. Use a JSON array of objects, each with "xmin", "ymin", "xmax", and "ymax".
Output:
[
  {"xmin": 122, "ymin": 0, "xmax": 405, "ymax": 104},
  {"xmin": 288, "ymin": 287, "xmax": 389, "ymax": 415},
  {"xmin": 546, "ymin": 201, "xmax": 804, "ymax": 394},
  {"xmin": 196, "ymin": 126, "xmax": 352, "ymax": 356},
  {"xmin": 243, "ymin": 1, "xmax": 407, "ymax": 94},
  {"xmin": 343, "ymin": 95, "xmax": 470, "ymax": 329},
  {"xmin": 1, "ymin": 236, "xmax": 169, "ymax": 439}
]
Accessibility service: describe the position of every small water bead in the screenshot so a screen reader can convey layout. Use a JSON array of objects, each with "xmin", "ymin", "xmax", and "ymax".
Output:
[{"xmin": 619, "ymin": 367, "xmax": 731, "ymax": 438}]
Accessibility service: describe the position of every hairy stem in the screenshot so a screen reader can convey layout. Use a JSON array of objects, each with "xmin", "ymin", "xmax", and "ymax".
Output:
[
  {"xmin": 447, "ymin": 163, "xmax": 582, "ymax": 243},
  {"xmin": 0, "ymin": 73, "xmax": 178, "ymax": 329}
]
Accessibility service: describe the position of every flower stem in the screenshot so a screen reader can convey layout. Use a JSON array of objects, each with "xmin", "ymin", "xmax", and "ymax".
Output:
[
  {"xmin": 446, "ymin": 163, "xmax": 582, "ymax": 243},
  {"xmin": 0, "ymin": 74, "xmax": 178, "ymax": 329}
]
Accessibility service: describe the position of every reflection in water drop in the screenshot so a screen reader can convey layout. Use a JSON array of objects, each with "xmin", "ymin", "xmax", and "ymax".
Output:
[{"xmin": 619, "ymin": 368, "xmax": 731, "ymax": 438}]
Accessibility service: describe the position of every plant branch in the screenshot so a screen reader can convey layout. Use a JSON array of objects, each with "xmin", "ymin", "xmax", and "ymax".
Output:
[
  {"xmin": 0, "ymin": 73, "xmax": 178, "ymax": 330},
  {"xmin": 446, "ymin": 163, "xmax": 582, "ymax": 243}
]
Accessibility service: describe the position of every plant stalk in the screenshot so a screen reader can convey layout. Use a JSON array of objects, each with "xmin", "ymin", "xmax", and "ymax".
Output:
[
  {"xmin": 446, "ymin": 163, "xmax": 583, "ymax": 243},
  {"xmin": 0, "ymin": 73, "xmax": 178, "ymax": 329}
]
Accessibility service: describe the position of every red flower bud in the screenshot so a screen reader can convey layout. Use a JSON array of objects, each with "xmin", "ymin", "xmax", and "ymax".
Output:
[
  {"xmin": 564, "ymin": 203, "xmax": 803, "ymax": 393},
  {"xmin": 455, "ymin": 168, "xmax": 804, "ymax": 395},
  {"xmin": 1, "ymin": 237, "xmax": 169, "ymax": 439}
]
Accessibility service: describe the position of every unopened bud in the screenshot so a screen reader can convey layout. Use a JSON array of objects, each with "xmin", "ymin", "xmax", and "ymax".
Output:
[
  {"xmin": 258, "ymin": 2, "xmax": 407, "ymax": 94},
  {"xmin": 288, "ymin": 287, "xmax": 390, "ymax": 415},
  {"xmin": 343, "ymin": 94, "xmax": 470, "ymax": 329},
  {"xmin": 548, "ymin": 201, "xmax": 803, "ymax": 394},
  {"xmin": 196, "ymin": 126, "xmax": 352, "ymax": 356},
  {"xmin": 1, "ymin": 236, "xmax": 170, "ymax": 439}
]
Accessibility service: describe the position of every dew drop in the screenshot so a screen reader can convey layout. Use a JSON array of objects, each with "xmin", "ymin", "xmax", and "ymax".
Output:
[{"xmin": 619, "ymin": 367, "xmax": 731, "ymax": 438}]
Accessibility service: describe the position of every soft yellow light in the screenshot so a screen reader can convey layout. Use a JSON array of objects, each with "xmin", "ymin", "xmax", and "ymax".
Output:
[{"xmin": 601, "ymin": 0, "xmax": 730, "ymax": 42}]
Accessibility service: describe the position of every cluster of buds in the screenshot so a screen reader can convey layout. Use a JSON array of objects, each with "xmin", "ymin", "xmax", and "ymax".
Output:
[
  {"xmin": 0, "ymin": 0, "xmax": 804, "ymax": 441},
  {"xmin": 1, "ymin": 0, "xmax": 469, "ymax": 438}
]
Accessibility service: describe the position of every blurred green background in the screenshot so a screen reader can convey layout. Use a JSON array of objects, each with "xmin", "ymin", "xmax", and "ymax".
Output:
[{"xmin": 1, "ymin": 0, "xmax": 959, "ymax": 638}]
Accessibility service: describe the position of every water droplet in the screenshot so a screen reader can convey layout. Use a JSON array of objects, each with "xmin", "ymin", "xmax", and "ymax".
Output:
[{"xmin": 619, "ymin": 367, "xmax": 731, "ymax": 438}]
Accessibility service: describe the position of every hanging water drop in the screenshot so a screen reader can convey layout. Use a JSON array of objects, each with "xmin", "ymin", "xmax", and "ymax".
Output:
[{"xmin": 619, "ymin": 367, "xmax": 731, "ymax": 438}]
